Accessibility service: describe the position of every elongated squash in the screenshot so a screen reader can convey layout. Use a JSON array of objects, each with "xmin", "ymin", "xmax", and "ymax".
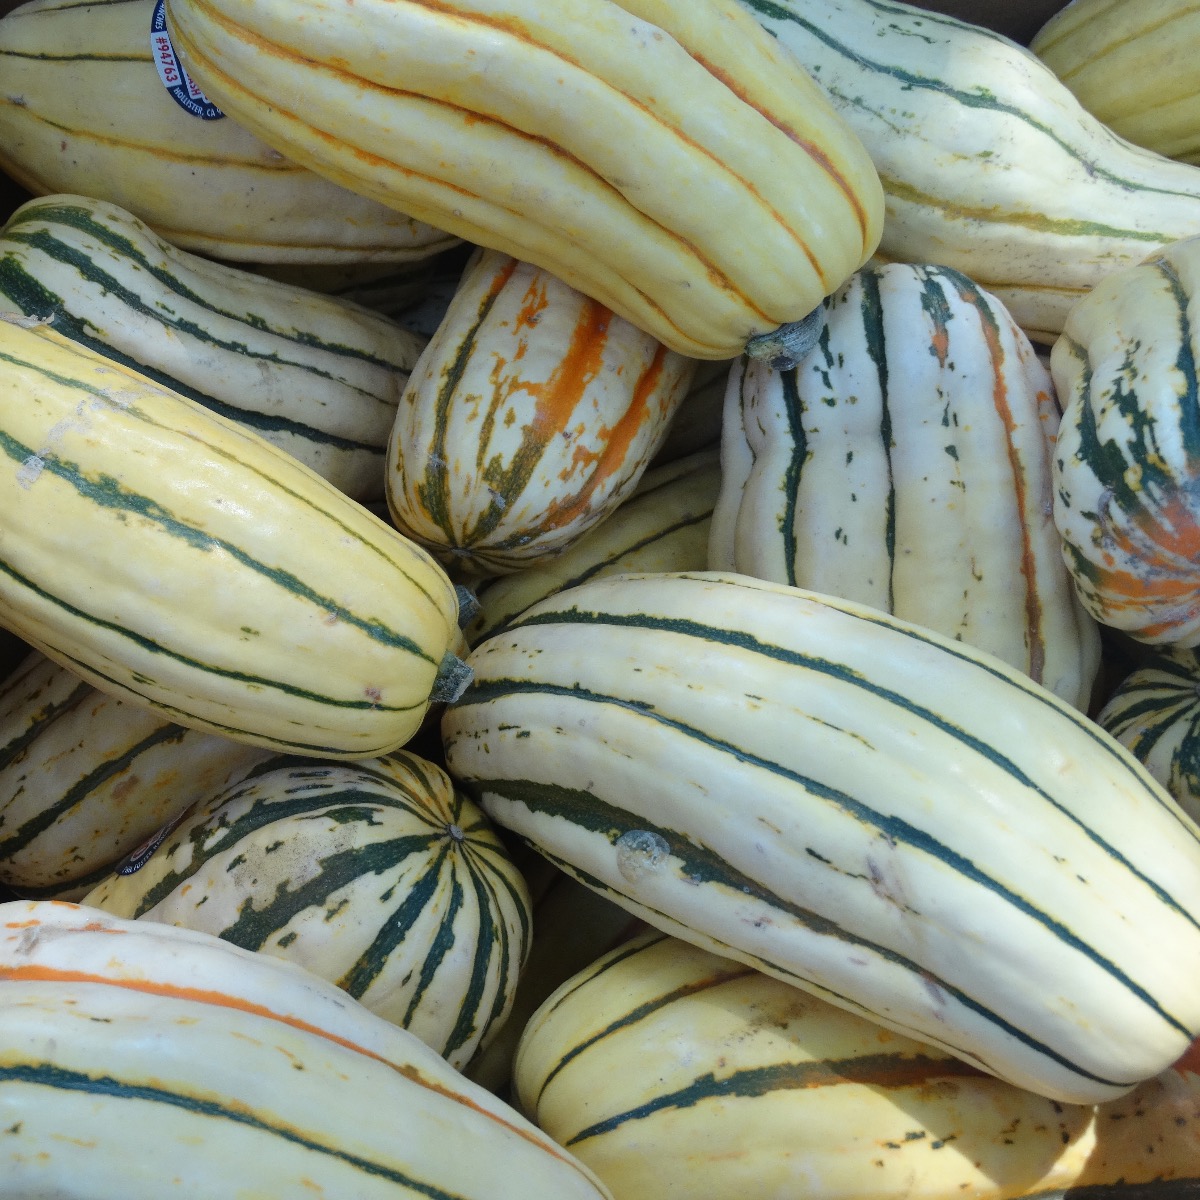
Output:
[
  {"xmin": 0, "ymin": 0, "xmax": 458, "ymax": 263},
  {"xmin": 386, "ymin": 249, "xmax": 697, "ymax": 575},
  {"xmin": 1051, "ymin": 234, "xmax": 1200, "ymax": 646},
  {"xmin": 743, "ymin": 0, "xmax": 1200, "ymax": 343},
  {"xmin": 0, "ymin": 194, "xmax": 428, "ymax": 500},
  {"xmin": 442, "ymin": 570, "xmax": 1200, "ymax": 1105},
  {"xmin": 516, "ymin": 932, "xmax": 1200, "ymax": 1199},
  {"xmin": 709, "ymin": 262, "xmax": 1100, "ymax": 709},
  {"xmin": 0, "ymin": 649, "xmax": 270, "ymax": 899},
  {"xmin": 1031, "ymin": 0, "xmax": 1200, "ymax": 166},
  {"xmin": 0, "ymin": 900, "xmax": 612, "ymax": 1199},
  {"xmin": 163, "ymin": 0, "xmax": 884, "ymax": 360},
  {"xmin": 83, "ymin": 750, "xmax": 532, "ymax": 1069},
  {"xmin": 0, "ymin": 312, "xmax": 465, "ymax": 758}
]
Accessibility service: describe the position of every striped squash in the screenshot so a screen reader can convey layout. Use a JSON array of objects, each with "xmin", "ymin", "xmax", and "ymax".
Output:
[
  {"xmin": 0, "ymin": 313, "xmax": 465, "ymax": 758},
  {"xmin": 1096, "ymin": 647, "xmax": 1200, "ymax": 827},
  {"xmin": 163, "ymin": 0, "xmax": 884, "ymax": 360},
  {"xmin": 0, "ymin": 900, "xmax": 612, "ymax": 1199},
  {"xmin": 709, "ymin": 262, "xmax": 1101, "ymax": 710},
  {"xmin": 1051, "ymin": 234, "xmax": 1200, "ymax": 646},
  {"xmin": 0, "ymin": 0, "xmax": 458, "ymax": 264},
  {"xmin": 82, "ymin": 750, "xmax": 532, "ymax": 1069},
  {"xmin": 0, "ymin": 194, "xmax": 429, "ymax": 501},
  {"xmin": 0, "ymin": 649, "xmax": 270, "ymax": 900},
  {"xmin": 515, "ymin": 931, "xmax": 1200, "ymax": 1199},
  {"xmin": 743, "ymin": 0, "xmax": 1200, "ymax": 344},
  {"xmin": 441, "ymin": 570, "xmax": 1200, "ymax": 1105},
  {"xmin": 1031, "ymin": 0, "xmax": 1200, "ymax": 166},
  {"xmin": 386, "ymin": 249, "xmax": 697, "ymax": 575},
  {"xmin": 465, "ymin": 447, "xmax": 720, "ymax": 646}
]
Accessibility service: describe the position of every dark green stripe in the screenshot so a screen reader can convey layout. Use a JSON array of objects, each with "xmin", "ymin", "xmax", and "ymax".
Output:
[
  {"xmin": 511, "ymin": 588, "xmax": 1200, "ymax": 844},
  {"xmin": 0, "ymin": 722, "xmax": 192, "ymax": 861},
  {"xmin": 861, "ymin": 267, "xmax": 896, "ymax": 610},
  {"xmin": 417, "ymin": 261, "xmax": 496, "ymax": 547},
  {"xmin": 0, "ymin": 415, "xmax": 434, "ymax": 665},
  {"xmin": 0, "ymin": 263, "xmax": 382, "ymax": 453},
  {"xmin": 564, "ymin": 1051, "xmax": 985, "ymax": 1146},
  {"xmin": 469, "ymin": 667, "xmax": 1194, "ymax": 1030},
  {"xmin": 535, "ymin": 953, "xmax": 753, "ymax": 1107},
  {"xmin": 0, "ymin": 674, "xmax": 89, "ymax": 773},
  {"xmin": 14, "ymin": 642, "xmax": 392, "ymax": 756},
  {"xmin": 1, "ymin": 202, "xmax": 404, "ymax": 369},
  {"xmin": 0, "ymin": 1061, "xmax": 469, "ymax": 1197},
  {"xmin": 475, "ymin": 775, "xmax": 1135, "ymax": 1089}
]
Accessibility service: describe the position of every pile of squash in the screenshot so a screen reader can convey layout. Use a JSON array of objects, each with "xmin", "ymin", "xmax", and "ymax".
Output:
[{"xmin": 1, "ymin": 0, "xmax": 1200, "ymax": 1196}]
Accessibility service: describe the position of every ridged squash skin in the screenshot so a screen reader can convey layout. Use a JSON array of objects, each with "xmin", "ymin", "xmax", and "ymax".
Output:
[
  {"xmin": 1051, "ymin": 235, "xmax": 1200, "ymax": 647},
  {"xmin": 0, "ymin": 0, "xmax": 458, "ymax": 263},
  {"xmin": 1096, "ymin": 647, "xmax": 1200, "ymax": 827},
  {"xmin": 0, "ymin": 194, "xmax": 428, "ymax": 501},
  {"xmin": 515, "ymin": 932, "xmax": 1200, "ymax": 1200},
  {"xmin": 0, "ymin": 900, "xmax": 613, "ymax": 1199},
  {"xmin": 743, "ymin": 0, "xmax": 1200, "ymax": 344},
  {"xmin": 465, "ymin": 446, "xmax": 720, "ymax": 646},
  {"xmin": 709, "ymin": 262, "xmax": 1100, "ymax": 709},
  {"xmin": 442, "ymin": 570, "xmax": 1200, "ymax": 1105},
  {"xmin": 83, "ymin": 750, "xmax": 532, "ymax": 1069},
  {"xmin": 0, "ymin": 650, "xmax": 270, "ymax": 900},
  {"xmin": 386, "ymin": 249, "xmax": 697, "ymax": 575},
  {"xmin": 0, "ymin": 314, "xmax": 464, "ymax": 758},
  {"xmin": 1032, "ymin": 0, "xmax": 1200, "ymax": 166},
  {"xmin": 163, "ymin": 0, "xmax": 885, "ymax": 359}
]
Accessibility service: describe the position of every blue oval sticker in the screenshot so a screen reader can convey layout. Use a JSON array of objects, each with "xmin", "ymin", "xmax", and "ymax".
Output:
[{"xmin": 150, "ymin": 0, "xmax": 224, "ymax": 120}]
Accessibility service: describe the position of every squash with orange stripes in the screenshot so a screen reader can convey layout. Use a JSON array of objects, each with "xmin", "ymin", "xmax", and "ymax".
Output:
[
  {"xmin": 162, "ymin": 0, "xmax": 884, "ymax": 361},
  {"xmin": 0, "ymin": 899, "xmax": 612, "ymax": 1198},
  {"xmin": 385, "ymin": 249, "xmax": 697, "ymax": 575},
  {"xmin": 1052, "ymin": 233, "xmax": 1200, "ymax": 647}
]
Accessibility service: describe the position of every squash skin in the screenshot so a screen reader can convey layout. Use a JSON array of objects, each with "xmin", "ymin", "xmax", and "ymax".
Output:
[
  {"xmin": 443, "ymin": 569, "xmax": 1200, "ymax": 1105},
  {"xmin": 0, "ymin": 314, "xmax": 463, "ymax": 759},
  {"xmin": 163, "ymin": 0, "xmax": 885, "ymax": 358},
  {"xmin": 709, "ymin": 261, "xmax": 1100, "ymax": 709}
]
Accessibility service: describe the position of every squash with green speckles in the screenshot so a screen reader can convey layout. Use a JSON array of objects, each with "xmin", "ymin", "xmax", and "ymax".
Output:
[
  {"xmin": 0, "ymin": 312, "xmax": 464, "ymax": 758},
  {"xmin": 1051, "ymin": 234, "xmax": 1200, "ymax": 646},
  {"xmin": 709, "ymin": 261, "xmax": 1100, "ymax": 710},
  {"xmin": 443, "ymin": 569, "xmax": 1200, "ymax": 1105}
]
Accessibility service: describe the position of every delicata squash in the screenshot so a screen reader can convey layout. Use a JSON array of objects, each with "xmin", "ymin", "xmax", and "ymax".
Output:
[
  {"xmin": 162, "ymin": 0, "xmax": 885, "ymax": 361},
  {"xmin": 0, "ymin": 313, "xmax": 466, "ymax": 759}
]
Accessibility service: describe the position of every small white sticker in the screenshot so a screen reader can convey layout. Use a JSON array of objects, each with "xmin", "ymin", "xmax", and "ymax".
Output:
[{"xmin": 150, "ymin": 0, "xmax": 224, "ymax": 120}]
